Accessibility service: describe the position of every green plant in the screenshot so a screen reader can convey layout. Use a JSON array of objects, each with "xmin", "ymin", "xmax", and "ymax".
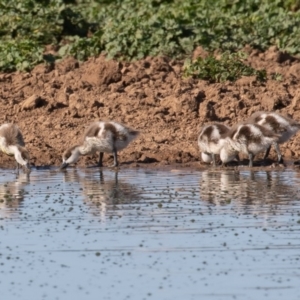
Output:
[
  {"xmin": 271, "ymin": 72, "xmax": 283, "ymax": 81},
  {"xmin": 0, "ymin": 39, "xmax": 44, "ymax": 71},
  {"xmin": 183, "ymin": 52, "xmax": 267, "ymax": 82},
  {"xmin": 1, "ymin": 0, "xmax": 300, "ymax": 70}
]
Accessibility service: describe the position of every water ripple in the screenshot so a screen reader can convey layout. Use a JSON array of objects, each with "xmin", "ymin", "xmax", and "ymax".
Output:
[{"xmin": 0, "ymin": 167, "xmax": 300, "ymax": 300}]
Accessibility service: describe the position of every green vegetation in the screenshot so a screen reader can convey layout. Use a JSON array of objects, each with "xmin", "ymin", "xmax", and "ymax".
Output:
[
  {"xmin": 183, "ymin": 52, "xmax": 267, "ymax": 82},
  {"xmin": 1, "ymin": 0, "xmax": 300, "ymax": 71},
  {"xmin": 0, "ymin": 39, "xmax": 44, "ymax": 71}
]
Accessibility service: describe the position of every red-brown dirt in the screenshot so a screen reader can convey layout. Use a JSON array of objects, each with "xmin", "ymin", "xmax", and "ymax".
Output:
[{"xmin": 1, "ymin": 46, "xmax": 300, "ymax": 169}]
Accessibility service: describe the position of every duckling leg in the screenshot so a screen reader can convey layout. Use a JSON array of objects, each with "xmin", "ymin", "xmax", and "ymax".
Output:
[
  {"xmin": 114, "ymin": 170, "xmax": 119, "ymax": 184},
  {"xmin": 15, "ymin": 161, "xmax": 20, "ymax": 174},
  {"xmin": 212, "ymin": 154, "xmax": 216, "ymax": 167},
  {"xmin": 97, "ymin": 152, "xmax": 104, "ymax": 167},
  {"xmin": 263, "ymin": 146, "xmax": 271, "ymax": 160},
  {"xmin": 112, "ymin": 148, "xmax": 119, "ymax": 167},
  {"xmin": 99, "ymin": 170, "xmax": 104, "ymax": 183},
  {"xmin": 273, "ymin": 143, "xmax": 284, "ymax": 164},
  {"xmin": 248, "ymin": 153, "xmax": 254, "ymax": 167}
]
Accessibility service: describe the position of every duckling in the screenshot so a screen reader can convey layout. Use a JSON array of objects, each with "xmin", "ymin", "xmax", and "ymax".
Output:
[
  {"xmin": 60, "ymin": 121, "xmax": 139, "ymax": 169},
  {"xmin": 0, "ymin": 123, "xmax": 31, "ymax": 173},
  {"xmin": 245, "ymin": 111, "xmax": 300, "ymax": 163},
  {"xmin": 220, "ymin": 123, "xmax": 280, "ymax": 167},
  {"xmin": 198, "ymin": 123, "xmax": 230, "ymax": 166},
  {"xmin": 201, "ymin": 152, "xmax": 213, "ymax": 164}
]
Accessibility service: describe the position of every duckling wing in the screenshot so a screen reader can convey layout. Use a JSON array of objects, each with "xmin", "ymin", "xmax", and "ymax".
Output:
[
  {"xmin": 83, "ymin": 122, "xmax": 101, "ymax": 139},
  {"xmin": 0, "ymin": 124, "xmax": 25, "ymax": 147}
]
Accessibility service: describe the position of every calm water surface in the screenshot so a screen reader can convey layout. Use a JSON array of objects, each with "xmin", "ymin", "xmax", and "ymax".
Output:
[{"xmin": 0, "ymin": 167, "xmax": 300, "ymax": 300}]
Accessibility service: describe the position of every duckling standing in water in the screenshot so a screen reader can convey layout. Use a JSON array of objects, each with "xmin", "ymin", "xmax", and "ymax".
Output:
[
  {"xmin": 245, "ymin": 111, "xmax": 300, "ymax": 163},
  {"xmin": 198, "ymin": 123, "xmax": 231, "ymax": 166},
  {"xmin": 0, "ymin": 123, "xmax": 31, "ymax": 173},
  {"xmin": 60, "ymin": 121, "xmax": 139, "ymax": 169},
  {"xmin": 220, "ymin": 123, "xmax": 280, "ymax": 167}
]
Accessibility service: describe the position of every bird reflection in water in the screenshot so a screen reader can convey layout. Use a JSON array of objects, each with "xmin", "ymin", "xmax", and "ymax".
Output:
[
  {"xmin": 63, "ymin": 169, "xmax": 140, "ymax": 221},
  {"xmin": 0, "ymin": 172, "xmax": 30, "ymax": 219},
  {"xmin": 199, "ymin": 169, "xmax": 299, "ymax": 215}
]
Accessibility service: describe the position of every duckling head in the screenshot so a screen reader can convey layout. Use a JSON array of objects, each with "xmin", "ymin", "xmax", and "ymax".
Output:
[
  {"xmin": 60, "ymin": 145, "xmax": 80, "ymax": 169},
  {"xmin": 15, "ymin": 146, "xmax": 31, "ymax": 173}
]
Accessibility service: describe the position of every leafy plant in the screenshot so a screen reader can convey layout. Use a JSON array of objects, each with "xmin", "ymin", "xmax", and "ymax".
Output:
[
  {"xmin": 270, "ymin": 72, "xmax": 283, "ymax": 81},
  {"xmin": 0, "ymin": 39, "xmax": 44, "ymax": 71},
  {"xmin": 1, "ymin": 0, "xmax": 300, "ymax": 70},
  {"xmin": 183, "ymin": 52, "xmax": 267, "ymax": 82},
  {"xmin": 59, "ymin": 34, "xmax": 103, "ymax": 61}
]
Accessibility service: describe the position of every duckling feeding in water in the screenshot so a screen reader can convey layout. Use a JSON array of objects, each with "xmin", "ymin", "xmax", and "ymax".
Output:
[
  {"xmin": 61, "ymin": 121, "xmax": 139, "ymax": 169},
  {"xmin": 220, "ymin": 123, "xmax": 280, "ymax": 167},
  {"xmin": 245, "ymin": 111, "xmax": 300, "ymax": 163},
  {"xmin": 198, "ymin": 123, "xmax": 231, "ymax": 166},
  {"xmin": 0, "ymin": 123, "xmax": 31, "ymax": 173}
]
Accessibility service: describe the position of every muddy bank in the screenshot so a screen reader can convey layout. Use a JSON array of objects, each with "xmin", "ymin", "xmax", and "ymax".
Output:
[{"xmin": 1, "ymin": 46, "xmax": 300, "ymax": 168}]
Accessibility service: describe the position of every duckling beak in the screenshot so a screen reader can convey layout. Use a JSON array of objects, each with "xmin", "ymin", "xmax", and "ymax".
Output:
[{"xmin": 60, "ymin": 162, "xmax": 69, "ymax": 170}]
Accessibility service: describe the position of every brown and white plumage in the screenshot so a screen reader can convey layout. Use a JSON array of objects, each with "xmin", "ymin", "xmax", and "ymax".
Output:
[
  {"xmin": 61, "ymin": 121, "xmax": 139, "ymax": 169},
  {"xmin": 0, "ymin": 123, "xmax": 31, "ymax": 173},
  {"xmin": 220, "ymin": 123, "xmax": 280, "ymax": 167},
  {"xmin": 245, "ymin": 111, "xmax": 300, "ymax": 163},
  {"xmin": 198, "ymin": 123, "xmax": 231, "ymax": 166}
]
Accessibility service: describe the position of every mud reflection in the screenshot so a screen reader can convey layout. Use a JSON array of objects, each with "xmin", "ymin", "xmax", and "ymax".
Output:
[
  {"xmin": 200, "ymin": 169, "xmax": 299, "ymax": 207},
  {"xmin": 0, "ymin": 173, "xmax": 30, "ymax": 218},
  {"xmin": 63, "ymin": 169, "xmax": 140, "ymax": 220}
]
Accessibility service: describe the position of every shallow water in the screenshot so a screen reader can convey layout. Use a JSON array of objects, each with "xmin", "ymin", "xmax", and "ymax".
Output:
[{"xmin": 0, "ymin": 167, "xmax": 300, "ymax": 300}]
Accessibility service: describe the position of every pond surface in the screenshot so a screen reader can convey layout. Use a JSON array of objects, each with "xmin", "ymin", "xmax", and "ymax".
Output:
[{"xmin": 0, "ymin": 167, "xmax": 300, "ymax": 300}]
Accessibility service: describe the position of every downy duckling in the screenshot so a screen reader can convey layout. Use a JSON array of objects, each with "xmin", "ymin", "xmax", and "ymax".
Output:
[
  {"xmin": 220, "ymin": 123, "xmax": 280, "ymax": 167},
  {"xmin": 201, "ymin": 152, "xmax": 213, "ymax": 164},
  {"xmin": 0, "ymin": 123, "xmax": 31, "ymax": 173},
  {"xmin": 246, "ymin": 111, "xmax": 300, "ymax": 163},
  {"xmin": 60, "ymin": 121, "xmax": 139, "ymax": 169},
  {"xmin": 198, "ymin": 123, "xmax": 231, "ymax": 166}
]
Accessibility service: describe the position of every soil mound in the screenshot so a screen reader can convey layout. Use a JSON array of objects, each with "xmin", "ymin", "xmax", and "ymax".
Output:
[{"xmin": 0, "ymin": 48, "xmax": 300, "ymax": 168}]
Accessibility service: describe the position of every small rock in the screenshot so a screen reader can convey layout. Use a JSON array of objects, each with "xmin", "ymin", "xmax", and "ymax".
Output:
[
  {"xmin": 154, "ymin": 136, "xmax": 168, "ymax": 144},
  {"xmin": 20, "ymin": 94, "xmax": 47, "ymax": 111}
]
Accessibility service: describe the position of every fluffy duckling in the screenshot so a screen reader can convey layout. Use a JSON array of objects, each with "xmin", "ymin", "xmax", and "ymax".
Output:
[
  {"xmin": 0, "ymin": 123, "xmax": 31, "ymax": 173},
  {"xmin": 198, "ymin": 123, "xmax": 231, "ymax": 166},
  {"xmin": 220, "ymin": 123, "xmax": 280, "ymax": 167},
  {"xmin": 61, "ymin": 121, "xmax": 139, "ymax": 169},
  {"xmin": 201, "ymin": 152, "xmax": 213, "ymax": 164},
  {"xmin": 245, "ymin": 111, "xmax": 300, "ymax": 163}
]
